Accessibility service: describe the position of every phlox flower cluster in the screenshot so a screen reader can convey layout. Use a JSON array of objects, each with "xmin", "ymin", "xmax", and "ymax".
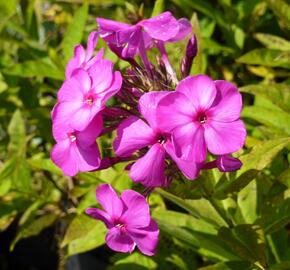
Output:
[{"xmin": 51, "ymin": 11, "xmax": 246, "ymax": 256}]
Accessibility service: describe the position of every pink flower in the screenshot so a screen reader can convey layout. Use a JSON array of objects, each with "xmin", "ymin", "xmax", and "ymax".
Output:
[
  {"xmin": 113, "ymin": 92, "xmax": 200, "ymax": 187},
  {"xmin": 65, "ymin": 31, "xmax": 104, "ymax": 78},
  {"xmin": 203, "ymin": 155, "xmax": 242, "ymax": 172},
  {"xmin": 217, "ymin": 155, "xmax": 242, "ymax": 172},
  {"xmin": 53, "ymin": 64, "xmax": 122, "ymax": 131},
  {"xmin": 51, "ymin": 115, "xmax": 102, "ymax": 176},
  {"xmin": 85, "ymin": 184, "xmax": 159, "ymax": 256},
  {"xmin": 157, "ymin": 75, "xmax": 247, "ymax": 162},
  {"xmin": 97, "ymin": 11, "xmax": 191, "ymax": 59}
]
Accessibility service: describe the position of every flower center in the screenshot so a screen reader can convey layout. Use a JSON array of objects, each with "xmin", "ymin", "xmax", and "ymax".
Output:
[
  {"xmin": 157, "ymin": 135, "xmax": 166, "ymax": 145},
  {"xmin": 69, "ymin": 133, "xmax": 77, "ymax": 142},
  {"xmin": 115, "ymin": 223, "xmax": 125, "ymax": 229},
  {"xmin": 85, "ymin": 95, "xmax": 94, "ymax": 106},
  {"xmin": 197, "ymin": 112, "xmax": 207, "ymax": 124}
]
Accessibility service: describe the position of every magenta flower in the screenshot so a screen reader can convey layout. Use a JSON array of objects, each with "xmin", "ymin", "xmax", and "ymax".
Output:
[
  {"xmin": 157, "ymin": 75, "xmax": 247, "ymax": 162},
  {"xmin": 113, "ymin": 92, "xmax": 200, "ymax": 187},
  {"xmin": 97, "ymin": 11, "xmax": 191, "ymax": 59},
  {"xmin": 65, "ymin": 31, "xmax": 104, "ymax": 78},
  {"xmin": 203, "ymin": 155, "xmax": 242, "ymax": 172},
  {"xmin": 51, "ymin": 115, "xmax": 102, "ymax": 176},
  {"xmin": 86, "ymin": 184, "xmax": 159, "ymax": 256},
  {"xmin": 53, "ymin": 64, "xmax": 122, "ymax": 131},
  {"xmin": 216, "ymin": 155, "xmax": 242, "ymax": 172}
]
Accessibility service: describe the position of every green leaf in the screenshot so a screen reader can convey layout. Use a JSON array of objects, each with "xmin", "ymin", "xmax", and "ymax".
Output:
[
  {"xmin": 239, "ymin": 137, "xmax": 290, "ymax": 174},
  {"xmin": 112, "ymin": 253, "xmax": 157, "ymax": 270},
  {"xmin": 7, "ymin": 110, "xmax": 25, "ymax": 157},
  {"xmin": 61, "ymin": 4, "xmax": 88, "ymax": 62},
  {"xmin": 67, "ymin": 215, "xmax": 106, "ymax": 256},
  {"xmin": 254, "ymin": 33, "xmax": 290, "ymax": 51},
  {"xmin": 62, "ymin": 214, "xmax": 99, "ymax": 247},
  {"xmin": 198, "ymin": 261, "xmax": 251, "ymax": 270},
  {"xmin": 28, "ymin": 155, "xmax": 62, "ymax": 175},
  {"xmin": 152, "ymin": 210, "xmax": 217, "ymax": 235},
  {"xmin": 10, "ymin": 214, "xmax": 58, "ymax": 251},
  {"xmin": 242, "ymin": 106, "xmax": 290, "ymax": 135},
  {"xmin": 4, "ymin": 58, "xmax": 64, "ymax": 80},
  {"xmin": 265, "ymin": 0, "xmax": 290, "ymax": 30},
  {"xmin": 256, "ymin": 192, "xmax": 290, "ymax": 234},
  {"xmin": 0, "ymin": 0, "xmax": 17, "ymax": 32},
  {"xmin": 190, "ymin": 13, "xmax": 205, "ymax": 74},
  {"xmin": 271, "ymin": 261, "xmax": 290, "ymax": 270},
  {"xmin": 218, "ymin": 225, "xmax": 266, "ymax": 268},
  {"xmin": 5, "ymin": 110, "xmax": 32, "ymax": 192},
  {"xmin": 214, "ymin": 138, "xmax": 290, "ymax": 198},
  {"xmin": 157, "ymin": 189, "xmax": 228, "ymax": 227},
  {"xmin": 151, "ymin": 0, "xmax": 164, "ymax": 17},
  {"xmin": 237, "ymin": 49, "xmax": 290, "ymax": 69},
  {"xmin": 240, "ymin": 84, "xmax": 290, "ymax": 113},
  {"xmin": 237, "ymin": 180, "xmax": 257, "ymax": 223}
]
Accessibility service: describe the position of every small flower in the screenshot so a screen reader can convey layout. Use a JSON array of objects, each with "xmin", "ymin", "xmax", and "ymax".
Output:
[
  {"xmin": 86, "ymin": 184, "xmax": 159, "ymax": 256},
  {"xmin": 216, "ymin": 155, "xmax": 242, "ymax": 172},
  {"xmin": 51, "ymin": 115, "xmax": 102, "ymax": 176},
  {"xmin": 113, "ymin": 92, "xmax": 200, "ymax": 187},
  {"xmin": 157, "ymin": 75, "xmax": 247, "ymax": 162},
  {"xmin": 65, "ymin": 31, "xmax": 104, "ymax": 78},
  {"xmin": 53, "ymin": 64, "xmax": 122, "ymax": 131},
  {"xmin": 97, "ymin": 12, "xmax": 191, "ymax": 59}
]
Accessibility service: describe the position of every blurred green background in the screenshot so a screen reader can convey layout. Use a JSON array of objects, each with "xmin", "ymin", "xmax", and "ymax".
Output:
[{"xmin": 0, "ymin": 0, "xmax": 290, "ymax": 269}]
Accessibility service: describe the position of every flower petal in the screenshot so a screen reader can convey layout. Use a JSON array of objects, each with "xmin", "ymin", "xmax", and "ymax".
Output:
[
  {"xmin": 120, "ymin": 190, "xmax": 150, "ymax": 228},
  {"xmin": 139, "ymin": 12, "xmax": 179, "ymax": 41},
  {"xmin": 96, "ymin": 184, "xmax": 124, "ymax": 219},
  {"xmin": 51, "ymin": 140, "xmax": 78, "ymax": 176},
  {"xmin": 58, "ymin": 69, "xmax": 91, "ymax": 102},
  {"xmin": 208, "ymin": 80, "xmax": 242, "ymax": 122},
  {"xmin": 168, "ymin": 18, "xmax": 192, "ymax": 42},
  {"xmin": 85, "ymin": 31, "xmax": 98, "ymax": 61},
  {"xmin": 97, "ymin": 71, "xmax": 122, "ymax": 103},
  {"xmin": 76, "ymin": 143, "xmax": 101, "ymax": 172},
  {"xmin": 113, "ymin": 116, "xmax": 155, "ymax": 157},
  {"xmin": 138, "ymin": 91, "xmax": 170, "ymax": 131},
  {"xmin": 106, "ymin": 227, "xmax": 135, "ymax": 253},
  {"xmin": 204, "ymin": 120, "xmax": 246, "ymax": 155},
  {"xmin": 65, "ymin": 45, "xmax": 86, "ymax": 78},
  {"xmin": 128, "ymin": 220, "xmax": 159, "ymax": 256},
  {"xmin": 53, "ymin": 100, "xmax": 100, "ymax": 132},
  {"xmin": 97, "ymin": 18, "xmax": 130, "ymax": 42},
  {"xmin": 176, "ymin": 75, "xmax": 217, "ymax": 110},
  {"xmin": 165, "ymin": 141, "xmax": 200, "ymax": 180},
  {"xmin": 85, "ymin": 208, "xmax": 112, "ymax": 228},
  {"xmin": 88, "ymin": 59, "xmax": 114, "ymax": 92},
  {"xmin": 129, "ymin": 143, "xmax": 166, "ymax": 187},
  {"xmin": 157, "ymin": 92, "xmax": 195, "ymax": 132},
  {"xmin": 76, "ymin": 114, "xmax": 103, "ymax": 146},
  {"xmin": 172, "ymin": 122, "xmax": 207, "ymax": 162},
  {"xmin": 216, "ymin": 155, "xmax": 242, "ymax": 172}
]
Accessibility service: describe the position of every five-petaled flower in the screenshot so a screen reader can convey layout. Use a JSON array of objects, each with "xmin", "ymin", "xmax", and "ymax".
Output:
[
  {"xmin": 157, "ymin": 75, "xmax": 246, "ymax": 163},
  {"xmin": 86, "ymin": 184, "xmax": 159, "ymax": 256}
]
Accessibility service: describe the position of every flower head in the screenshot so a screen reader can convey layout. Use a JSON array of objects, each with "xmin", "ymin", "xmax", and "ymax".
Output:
[
  {"xmin": 51, "ymin": 115, "xmax": 102, "ymax": 176},
  {"xmin": 86, "ymin": 184, "xmax": 159, "ymax": 256},
  {"xmin": 97, "ymin": 12, "xmax": 191, "ymax": 59},
  {"xmin": 157, "ymin": 75, "xmax": 246, "ymax": 162},
  {"xmin": 113, "ymin": 91, "xmax": 200, "ymax": 187},
  {"xmin": 65, "ymin": 31, "xmax": 104, "ymax": 78},
  {"xmin": 53, "ymin": 64, "xmax": 122, "ymax": 131}
]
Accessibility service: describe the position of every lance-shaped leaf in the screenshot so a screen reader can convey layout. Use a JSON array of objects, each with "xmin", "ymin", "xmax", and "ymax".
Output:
[
  {"xmin": 237, "ymin": 49, "xmax": 290, "ymax": 69},
  {"xmin": 61, "ymin": 4, "xmax": 88, "ymax": 62},
  {"xmin": 218, "ymin": 224, "xmax": 267, "ymax": 269},
  {"xmin": 240, "ymin": 83, "xmax": 290, "ymax": 113}
]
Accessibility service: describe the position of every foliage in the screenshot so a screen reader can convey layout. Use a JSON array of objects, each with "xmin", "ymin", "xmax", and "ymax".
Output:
[{"xmin": 0, "ymin": 0, "xmax": 289, "ymax": 269}]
